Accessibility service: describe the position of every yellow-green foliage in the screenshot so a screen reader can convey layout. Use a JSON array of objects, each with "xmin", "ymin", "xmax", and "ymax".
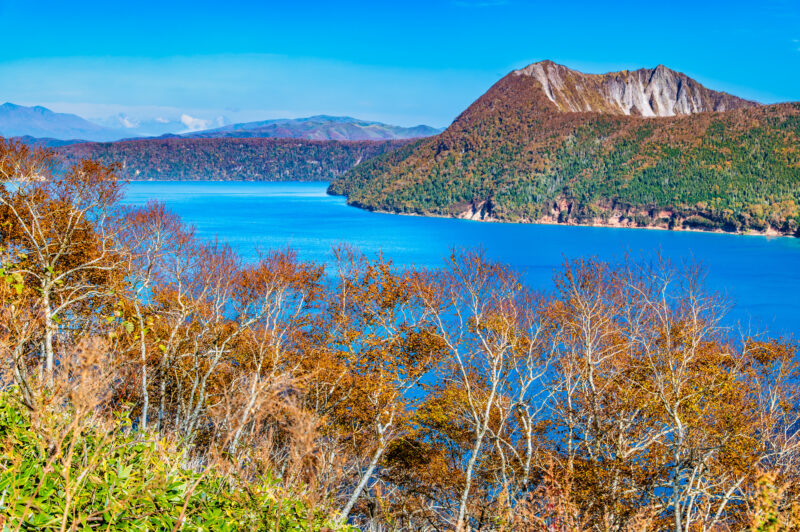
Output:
[
  {"xmin": 749, "ymin": 472, "xmax": 800, "ymax": 532},
  {"xmin": 0, "ymin": 392, "xmax": 349, "ymax": 531}
]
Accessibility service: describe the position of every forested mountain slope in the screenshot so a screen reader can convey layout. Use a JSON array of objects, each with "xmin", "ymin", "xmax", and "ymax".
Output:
[
  {"xmin": 329, "ymin": 62, "xmax": 800, "ymax": 235},
  {"xmin": 59, "ymin": 137, "xmax": 409, "ymax": 181}
]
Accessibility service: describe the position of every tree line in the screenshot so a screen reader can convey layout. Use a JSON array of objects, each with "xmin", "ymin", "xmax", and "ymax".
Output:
[
  {"xmin": 1, "ymin": 139, "xmax": 799, "ymax": 530},
  {"xmin": 60, "ymin": 137, "xmax": 408, "ymax": 181}
]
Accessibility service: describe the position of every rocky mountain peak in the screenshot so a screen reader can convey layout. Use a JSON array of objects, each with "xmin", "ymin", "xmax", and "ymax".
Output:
[{"xmin": 512, "ymin": 61, "xmax": 758, "ymax": 117}]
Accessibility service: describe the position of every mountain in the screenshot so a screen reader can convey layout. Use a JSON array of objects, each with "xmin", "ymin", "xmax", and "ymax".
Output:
[
  {"xmin": 58, "ymin": 137, "xmax": 410, "ymax": 181},
  {"xmin": 0, "ymin": 103, "xmax": 127, "ymax": 142},
  {"xmin": 4, "ymin": 105, "xmax": 441, "ymax": 144},
  {"xmin": 329, "ymin": 61, "xmax": 800, "ymax": 236},
  {"xmin": 515, "ymin": 61, "xmax": 757, "ymax": 116},
  {"xmin": 8, "ymin": 109, "xmax": 437, "ymax": 178},
  {"xmin": 181, "ymin": 116, "xmax": 442, "ymax": 141}
]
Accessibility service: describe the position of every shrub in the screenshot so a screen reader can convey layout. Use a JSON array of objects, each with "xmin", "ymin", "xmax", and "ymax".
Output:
[
  {"xmin": 0, "ymin": 392, "xmax": 348, "ymax": 531},
  {"xmin": 683, "ymin": 215, "xmax": 720, "ymax": 230}
]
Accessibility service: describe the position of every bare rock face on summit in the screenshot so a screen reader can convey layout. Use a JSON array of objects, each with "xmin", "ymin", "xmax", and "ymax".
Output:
[{"xmin": 513, "ymin": 61, "xmax": 758, "ymax": 117}]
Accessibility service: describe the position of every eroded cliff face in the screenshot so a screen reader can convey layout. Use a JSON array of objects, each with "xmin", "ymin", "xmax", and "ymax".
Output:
[{"xmin": 513, "ymin": 61, "xmax": 758, "ymax": 117}]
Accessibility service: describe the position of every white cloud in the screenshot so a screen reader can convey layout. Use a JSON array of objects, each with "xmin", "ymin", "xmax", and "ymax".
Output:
[
  {"xmin": 180, "ymin": 114, "xmax": 211, "ymax": 132},
  {"xmin": 118, "ymin": 114, "xmax": 139, "ymax": 128},
  {"xmin": 21, "ymin": 101, "xmax": 274, "ymax": 128}
]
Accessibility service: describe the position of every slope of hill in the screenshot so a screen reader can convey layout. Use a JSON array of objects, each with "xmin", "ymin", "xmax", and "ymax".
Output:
[
  {"xmin": 182, "ymin": 115, "xmax": 442, "ymax": 141},
  {"xmin": 0, "ymin": 103, "xmax": 126, "ymax": 141},
  {"xmin": 59, "ymin": 137, "xmax": 409, "ymax": 181},
  {"xmin": 329, "ymin": 62, "xmax": 800, "ymax": 236}
]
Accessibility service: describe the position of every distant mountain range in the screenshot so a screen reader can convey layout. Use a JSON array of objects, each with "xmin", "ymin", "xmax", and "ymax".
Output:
[
  {"xmin": 0, "ymin": 103, "xmax": 128, "ymax": 142},
  {"xmin": 0, "ymin": 103, "xmax": 439, "ymax": 183},
  {"xmin": 178, "ymin": 116, "xmax": 443, "ymax": 141},
  {"xmin": 0, "ymin": 103, "xmax": 441, "ymax": 143},
  {"xmin": 330, "ymin": 61, "xmax": 800, "ymax": 236}
]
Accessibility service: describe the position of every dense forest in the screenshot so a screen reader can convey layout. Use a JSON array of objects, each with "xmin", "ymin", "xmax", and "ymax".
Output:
[
  {"xmin": 1, "ymin": 140, "xmax": 799, "ymax": 530},
  {"xmin": 329, "ymin": 70, "xmax": 800, "ymax": 236},
  {"xmin": 59, "ymin": 137, "xmax": 409, "ymax": 181}
]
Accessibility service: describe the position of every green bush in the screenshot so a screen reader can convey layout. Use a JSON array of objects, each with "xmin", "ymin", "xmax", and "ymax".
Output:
[
  {"xmin": 0, "ymin": 392, "xmax": 348, "ymax": 531},
  {"xmin": 683, "ymin": 215, "xmax": 721, "ymax": 230}
]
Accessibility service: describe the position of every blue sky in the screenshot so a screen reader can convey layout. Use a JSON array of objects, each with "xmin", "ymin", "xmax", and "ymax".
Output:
[{"xmin": 0, "ymin": 0, "xmax": 798, "ymax": 128}]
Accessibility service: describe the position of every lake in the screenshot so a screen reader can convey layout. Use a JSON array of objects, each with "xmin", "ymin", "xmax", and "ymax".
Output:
[{"xmin": 121, "ymin": 181, "xmax": 800, "ymax": 336}]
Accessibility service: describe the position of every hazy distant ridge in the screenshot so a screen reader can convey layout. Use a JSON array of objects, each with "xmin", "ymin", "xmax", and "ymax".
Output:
[
  {"xmin": 179, "ymin": 115, "xmax": 443, "ymax": 141},
  {"xmin": 1, "ymin": 103, "xmax": 442, "ymax": 143},
  {"xmin": 0, "ymin": 103, "xmax": 126, "ymax": 142}
]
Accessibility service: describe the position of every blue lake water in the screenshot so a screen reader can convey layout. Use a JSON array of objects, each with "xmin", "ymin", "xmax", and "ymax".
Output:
[{"xmin": 121, "ymin": 181, "xmax": 800, "ymax": 336}]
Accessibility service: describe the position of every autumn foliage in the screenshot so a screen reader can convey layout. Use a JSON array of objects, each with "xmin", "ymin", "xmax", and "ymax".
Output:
[
  {"xmin": 1, "ymin": 139, "xmax": 799, "ymax": 530},
  {"xmin": 329, "ymin": 71, "xmax": 800, "ymax": 236},
  {"xmin": 59, "ymin": 137, "xmax": 408, "ymax": 181}
]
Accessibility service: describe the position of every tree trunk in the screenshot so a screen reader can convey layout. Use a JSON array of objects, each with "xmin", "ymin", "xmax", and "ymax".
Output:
[
  {"xmin": 456, "ymin": 425, "xmax": 487, "ymax": 531},
  {"xmin": 340, "ymin": 435, "xmax": 386, "ymax": 523},
  {"xmin": 157, "ymin": 358, "xmax": 168, "ymax": 433},
  {"xmin": 456, "ymin": 370, "xmax": 499, "ymax": 532},
  {"xmin": 137, "ymin": 310, "xmax": 149, "ymax": 430},
  {"xmin": 42, "ymin": 288, "xmax": 55, "ymax": 383},
  {"xmin": 13, "ymin": 343, "xmax": 35, "ymax": 410},
  {"xmin": 673, "ymin": 443, "xmax": 684, "ymax": 532}
]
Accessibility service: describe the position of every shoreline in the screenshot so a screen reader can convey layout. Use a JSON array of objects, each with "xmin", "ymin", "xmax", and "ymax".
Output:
[
  {"xmin": 121, "ymin": 180, "xmax": 796, "ymax": 240},
  {"xmin": 350, "ymin": 203, "xmax": 796, "ymax": 239}
]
